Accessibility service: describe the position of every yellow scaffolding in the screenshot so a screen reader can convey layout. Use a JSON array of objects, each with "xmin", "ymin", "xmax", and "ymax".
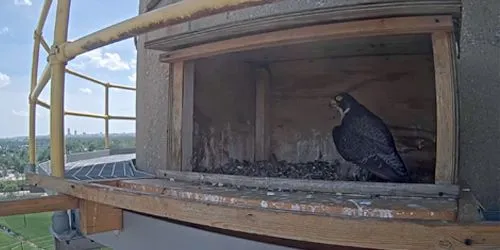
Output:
[
  {"xmin": 29, "ymin": 0, "xmax": 275, "ymax": 177},
  {"xmin": 28, "ymin": 0, "xmax": 137, "ymax": 176}
]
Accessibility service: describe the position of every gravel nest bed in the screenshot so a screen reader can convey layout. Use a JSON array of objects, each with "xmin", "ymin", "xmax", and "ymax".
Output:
[{"xmin": 192, "ymin": 158, "xmax": 375, "ymax": 182}]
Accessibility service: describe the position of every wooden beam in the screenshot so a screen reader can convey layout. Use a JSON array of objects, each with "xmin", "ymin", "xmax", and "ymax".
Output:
[
  {"xmin": 79, "ymin": 200, "xmax": 122, "ymax": 235},
  {"xmin": 255, "ymin": 66, "xmax": 271, "ymax": 161},
  {"xmin": 26, "ymin": 173, "xmax": 500, "ymax": 250},
  {"xmin": 146, "ymin": 1, "xmax": 461, "ymax": 51},
  {"xmin": 432, "ymin": 31, "xmax": 457, "ymax": 184},
  {"xmin": 169, "ymin": 62, "xmax": 184, "ymax": 170},
  {"xmin": 182, "ymin": 61, "xmax": 195, "ymax": 171},
  {"xmin": 117, "ymin": 178, "xmax": 457, "ymax": 221},
  {"xmin": 159, "ymin": 16, "xmax": 453, "ymax": 63},
  {"xmin": 0, "ymin": 195, "xmax": 79, "ymax": 217},
  {"xmin": 156, "ymin": 170, "xmax": 459, "ymax": 198}
]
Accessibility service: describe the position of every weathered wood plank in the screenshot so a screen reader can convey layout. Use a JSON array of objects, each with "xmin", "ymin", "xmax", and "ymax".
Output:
[
  {"xmin": 117, "ymin": 178, "xmax": 457, "ymax": 221},
  {"xmin": 156, "ymin": 170, "xmax": 459, "ymax": 198},
  {"xmin": 225, "ymin": 34, "xmax": 433, "ymax": 63},
  {"xmin": 191, "ymin": 55, "xmax": 256, "ymax": 169},
  {"xmin": 26, "ymin": 173, "xmax": 500, "ymax": 250},
  {"xmin": 182, "ymin": 61, "xmax": 195, "ymax": 171},
  {"xmin": 0, "ymin": 195, "xmax": 79, "ymax": 217},
  {"xmin": 255, "ymin": 66, "xmax": 271, "ymax": 161},
  {"xmin": 170, "ymin": 62, "xmax": 184, "ymax": 170},
  {"xmin": 79, "ymin": 200, "xmax": 122, "ymax": 235},
  {"xmin": 159, "ymin": 16, "xmax": 453, "ymax": 62},
  {"xmin": 432, "ymin": 31, "xmax": 457, "ymax": 184},
  {"xmin": 146, "ymin": 1, "xmax": 461, "ymax": 51}
]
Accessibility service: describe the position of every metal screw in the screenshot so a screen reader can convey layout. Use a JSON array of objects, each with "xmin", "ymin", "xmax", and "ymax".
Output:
[{"xmin": 464, "ymin": 239, "xmax": 473, "ymax": 245}]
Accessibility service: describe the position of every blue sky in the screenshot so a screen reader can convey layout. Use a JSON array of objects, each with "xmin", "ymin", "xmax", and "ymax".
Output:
[{"xmin": 0, "ymin": 0, "xmax": 139, "ymax": 138}]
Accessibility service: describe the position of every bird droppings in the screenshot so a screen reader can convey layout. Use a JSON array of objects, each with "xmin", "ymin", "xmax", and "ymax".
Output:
[
  {"xmin": 291, "ymin": 204, "xmax": 301, "ymax": 211},
  {"xmin": 342, "ymin": 207, "xmax": 394, "ymax": 218},
  {"xmin": 260, "ymin": 200, "xmax": 268, "ymax": 208},
  {"xmin": 266, "ymin": 192, "xmax": 275, "ymax": 196},
  {"xmin": 344, "ymin": 199, "xmax": 394, "ymax": 218},
  {"xmin": 359, "ymin": 200, "xmax": 372, "ymax": 206},
  {"xmin": 193, "ymin": 158, "xmax": 376, "ymax": 182},
  {"xmin": 407, "ymin": 204, "xmax": 425, "ymax": 209}
]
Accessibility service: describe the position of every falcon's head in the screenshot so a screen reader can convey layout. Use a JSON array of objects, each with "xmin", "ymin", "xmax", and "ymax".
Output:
[{"xmin": 329, "ymin": 92, "xmax": 357, "ymax": 120}]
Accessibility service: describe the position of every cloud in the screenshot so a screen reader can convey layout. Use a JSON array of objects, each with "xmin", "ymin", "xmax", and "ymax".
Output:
[
  {"xmin": 12, "ymin": 110, "xmax": 28, "ymax": 117},
  {"xmin": 14, "ymin": 0, "xmax": 32, "ymax": 6},
  {"xmin": 0, "ymin": 72, "xmax": 11, "ymax": 88},
  {"xmin": 68, "ymin": 61, "xmax": 86, "ymax": 70},
  {"xmin": 129, "ymin": 58, "xmax": 137, "ymax": 69},
  {"xmin": 128, "ymin": 73, "xmax": 136, "ymax": 83},
  {"xmin": 0, "ymin": 27, "xmax": 9, "ymax": 35},
  {"xmin": 12, "ymin": 110, "xmax": 40, "ymax": 117},
  {"xmin": 76, "ymin": 48, "xmax": 131, "ymax": 71},
  {"xmin": 78, "ymin": 88, "xmax": 92, "ymax": 94}
]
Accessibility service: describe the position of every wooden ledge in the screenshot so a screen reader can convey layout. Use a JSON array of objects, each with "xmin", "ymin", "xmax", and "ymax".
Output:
[
  {"xmin": 117, "ymin": 178, "xmax": 457, "ymax": 221},
  {"xmin": 25, "ymin": 173, "xmax": 500, "ymax": 249},
  {"xmin": 157, "ymin": 170, "xmax": 459, "ymax": 198}
]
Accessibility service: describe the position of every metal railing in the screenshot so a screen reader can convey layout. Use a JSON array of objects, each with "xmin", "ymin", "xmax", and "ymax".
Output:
[
  {"xmin": 28, "ymin": 0, "xmax": 136, "ymax": 175},
  {"xmin": 28, "ymin": 0, "xmax": 278, "ymax": 177}
]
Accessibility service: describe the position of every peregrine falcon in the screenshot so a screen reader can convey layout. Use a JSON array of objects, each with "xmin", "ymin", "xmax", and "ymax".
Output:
[{"xmin": 329, "ymin": 92, "xmax": 410, "ymax": 182}]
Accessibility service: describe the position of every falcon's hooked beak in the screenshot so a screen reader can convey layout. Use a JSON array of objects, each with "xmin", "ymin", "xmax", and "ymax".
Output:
[{"xmin": 329, "ymin": 98, "xmax": 349, "ymax": 121}]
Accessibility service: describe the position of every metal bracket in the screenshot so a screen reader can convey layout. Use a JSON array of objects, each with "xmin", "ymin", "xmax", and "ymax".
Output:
[
  {"xmin": 48, "ymin": 43, "xmax": 72, "ymax": 64},
  {"xmin": 452, "ymin": 17, "xmax": 461, "ymax": 59},
  {"xmin": 457, "ymin": 181, "xmax": 500, "ymax": 221},
  {"xmin": 33, "ymin": 30, "xmax": 42, "ymax": 40},
  {"xmin": 457, "ymin": 181, "xmax": 485, "ymax": 223}
]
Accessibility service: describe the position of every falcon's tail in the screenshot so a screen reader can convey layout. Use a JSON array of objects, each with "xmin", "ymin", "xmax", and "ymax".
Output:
[{"xmin": 360, "ymin": 153, "xmax": 411, "ymax": 183}]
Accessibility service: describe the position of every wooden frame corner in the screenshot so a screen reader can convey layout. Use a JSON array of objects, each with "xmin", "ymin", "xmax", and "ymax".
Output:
[{"xmin": 432, "ymin": 31, "xmax": 458, "ymax": 184}]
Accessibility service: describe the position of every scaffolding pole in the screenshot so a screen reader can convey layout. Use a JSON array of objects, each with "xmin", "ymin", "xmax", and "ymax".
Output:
[
  {"xmin": 60, "ymin": 0, "xmax": 278, "ymax": 60},
  {"xmin": 104, "ymin": 83, "xmax": 110, "ymax": 149},
  {"xmin": 30, "ymin": 65, "xmax": 51, "ymax": 102},
  {"xmin": 49, "ymin": 0, "xmax": 71, "ymax": 178},
  {"xmin": 28, "ymin": 0, "xmax": 52, "ymax": 167}
]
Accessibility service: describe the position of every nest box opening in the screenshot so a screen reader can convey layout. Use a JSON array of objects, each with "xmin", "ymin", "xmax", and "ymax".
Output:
[{"xmin": 186, "ymin": 33, "xmax": 444, "ymax": 184}]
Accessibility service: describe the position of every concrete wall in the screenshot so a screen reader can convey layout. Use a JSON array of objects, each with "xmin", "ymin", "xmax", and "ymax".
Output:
[
  {"xmin": 135, "ymin": 0, "xmax": 170, "ymax": 173},
  {"xmin": 457, "ymin": 0, "xmax": 500, "ymax": 211}
]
